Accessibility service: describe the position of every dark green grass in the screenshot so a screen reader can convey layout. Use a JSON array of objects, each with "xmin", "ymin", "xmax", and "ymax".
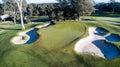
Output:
[
  {"xmin": 29, "ymin": 16, "xmax": 52, "ymax": 22},
  {"xmin": 92, "ymin": 12, "xmax": 120, "ymax": 17}
]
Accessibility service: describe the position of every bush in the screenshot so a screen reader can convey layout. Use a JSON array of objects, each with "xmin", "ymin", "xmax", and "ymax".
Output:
[{"xmin": 25, "ymin": 19, "xmax": 31, "ymax": 24}]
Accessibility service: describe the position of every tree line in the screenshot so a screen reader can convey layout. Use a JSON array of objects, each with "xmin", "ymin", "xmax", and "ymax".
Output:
[
  {"xmin": 1, "ymin": 0, "xmax": 94, "ymax": 20},
  {"xmin": 95, "ymin": 1, "xmax": 120, "ymax": 14},
  {"xmin": 0, "ymin": 0, "xmax": 94, "ymax": 30},
  {"xmin": 26, "ymin": 0, "xmax": 94, "ymax": 21}
]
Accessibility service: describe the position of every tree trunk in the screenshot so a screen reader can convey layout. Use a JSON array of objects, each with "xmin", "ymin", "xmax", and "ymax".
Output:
[
  {"xmin": 16, "ymin": 0, "xmax": 25, "ymax": 30},
  {"xmin": 78, "ymin": 16, "xmax": 81, "ymax": 21},
  {"xmin": 13, "ymin": 11, "xmax": 16, "ymax": 25},
  {"xmin": 77, "ymin": 14, "xmax": 81, "ymax": 21},
  {"xmin": 19, "ymin": 7, "xmax": 25, "ymax": 30}
]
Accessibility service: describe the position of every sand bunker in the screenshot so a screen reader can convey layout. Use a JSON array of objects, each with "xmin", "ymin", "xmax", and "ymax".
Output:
[
  {"xmin": 11, "ymin": 23, "xmax": 50, "ymax": 45},
  {"xmin": 74, "ymin": 27, "xmax": 105, "ymax": 58},
  {"xmin": 74, "ymin": 27, "xmax": 120, "ymax": 59}
]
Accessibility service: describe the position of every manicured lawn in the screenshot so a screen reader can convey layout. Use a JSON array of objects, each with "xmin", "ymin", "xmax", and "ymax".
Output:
[
  {"xmin": 1, "ymin": 17, "xmax": 120, "ymax": 67},
  {"xmin": 37, "ymin": 21, "xmax": 86, "ymax": 49}
]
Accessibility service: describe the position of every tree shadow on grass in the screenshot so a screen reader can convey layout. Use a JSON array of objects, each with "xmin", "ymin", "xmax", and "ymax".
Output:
[
  {"xmin": 31, "ymin": 18, "xmax": 52, "ymax": 22},
  {"xmin": 0, "ymin": 27, "xmax": 21, "ymax": 31}
]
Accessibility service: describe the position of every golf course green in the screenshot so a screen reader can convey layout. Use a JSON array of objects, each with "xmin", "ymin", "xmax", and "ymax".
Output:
[{"xmin": 0, "ymin": 16, "xmax": 120, "ymax": 67}]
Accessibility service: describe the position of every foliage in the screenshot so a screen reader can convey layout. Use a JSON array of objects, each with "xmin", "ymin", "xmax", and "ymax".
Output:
[
  {"xmin": 0, "ymin": 4, "xmax": 4, "ymax": 15},
  {"xmin": 95, "ymin": 2, "xmax": 120, "ymax": 13},
  {"xmin": 25, "ymin": 19, "xmax": 31, "ymax": 24},
  {"xmin": 57, "ymin": 0, "xmax": 94, "ymax": 20},
  {"xmin": 22, "ymin": 35, "xmax": 29, "ymax": 40}
]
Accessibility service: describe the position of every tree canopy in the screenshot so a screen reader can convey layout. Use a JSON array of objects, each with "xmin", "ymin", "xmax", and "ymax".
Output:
[{"xmin": 57, "ymin": 0, "xmax": 94, "ymax": 20}]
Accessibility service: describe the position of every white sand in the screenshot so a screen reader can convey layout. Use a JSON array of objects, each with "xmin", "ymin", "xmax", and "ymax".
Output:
[
  {"xmin": 11, "ymin": 23, "xmax": 50, "ymax": 45},
  {"xmin": 35, "ymin": 23, "xmax": 51, "ymax": 28},
  {"xmin": 74, "ymin": 27, "xmax": 107, "ymax": 58}
]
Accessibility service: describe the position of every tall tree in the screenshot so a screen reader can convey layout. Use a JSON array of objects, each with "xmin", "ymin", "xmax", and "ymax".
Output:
[
  {"xmin": 57, "ymin": 0, "xmax": 94, "ymax": 21},
  {"xmin": 15, "ymin": 0, "xmax": 26, "ymax": 30},
  {"xmin": 2, "ymin": 0, "xmax": 17, "ymax": 24},
  {"xmin": 0, "ymin": 4, "xmax": 4, "ymax": 15},
  {"xmin": 110, "ymin": 0, "xmax": 116, "ymax": 13},
  {"xmin": 2, "ymin": 0, "xmax": 27, "ymax": 30},
  {"xmin": 27, "ymin": 4, "xmax": 33, "ymax": 16}
]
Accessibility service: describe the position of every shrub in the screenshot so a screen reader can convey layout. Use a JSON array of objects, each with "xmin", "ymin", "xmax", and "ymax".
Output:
[
  {"xmin": 25, "ymin": 19, "xmax": 31, "ymax": 24},
  {"xmin": 22, "ymin": 36, "xmax": 29, "ymax": 40}
]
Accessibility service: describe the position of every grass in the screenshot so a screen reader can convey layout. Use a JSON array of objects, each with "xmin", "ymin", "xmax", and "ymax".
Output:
[
  {"xmin": 0, "ymin": 23, "xmax": 44, "ymax": 67},
  {"xmin": 0, "ymin": 21, "xmax": 88, "ymax": 67},
  {"xmin": 92, "ymin": 12, "xmax": 120, "ymax": 17},
  {"xmin": 29, "ymin": 16, "xmax": 52, "ymax": 22},
  {"xmin": 1, "ymin": 16, "xmax": 120, "ymax": 67},
  {"xmin": 37, "ymin": 21, "xmax": 86, "ymax": 49}
]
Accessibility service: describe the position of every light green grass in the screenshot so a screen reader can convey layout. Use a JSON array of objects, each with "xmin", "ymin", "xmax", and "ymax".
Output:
[{"xmin": 37, "ymin": 22, "xmax": 86, "ymax": 49}]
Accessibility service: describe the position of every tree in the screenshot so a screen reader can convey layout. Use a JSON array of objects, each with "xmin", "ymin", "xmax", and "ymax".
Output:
[
  {"xmin": 2, "ymin": 0, "xmax": 27, "ymax": 30},
  {"xmin": 26, "ymin": 4, "xmax": 33, "ymax": 16},
  {"xmin": 57, "ymin": 0, "xmax": 94, "ymax": 21},
  {"xmin": 2, "ymin": 0, "xmax": 17, "ymax": 24},
  {"xmin": 72, "ymin": 0, "xmax": 94, "ymax": 20},
  {"xmin": 15, "ymin": 0, "xmax": 27, "ymax": 30},
  {"xmin": 0, "ymin": 4, "xmax": 4, "ymax": 15},
  {"xmin": 95, "ymin": 2, "xmax": 120, "ymax": 14},
  {"xmin": 110, "ymin": 0, "xmax": 116, "ymax": 13}
]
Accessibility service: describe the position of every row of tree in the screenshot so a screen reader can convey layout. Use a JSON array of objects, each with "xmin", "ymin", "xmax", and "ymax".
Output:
[
  {"xmin": 95, "ymin": 2, "xmax": 120, "ymax": 13},
  {"xmin": 0, "ymin": 0, "xmax": 94, "ymax": 30},
  {"xmin": 26, "ymin": 0, "xmax": 94, "ymax": 21},
  {"xmin": 1, "ymin": 0, "xmax": 27, "ymax": 29}
]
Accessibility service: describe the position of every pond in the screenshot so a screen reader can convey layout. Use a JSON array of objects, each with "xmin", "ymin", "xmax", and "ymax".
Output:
[
  {"xmin": 105, "ymin": 34, "xmax": 120, "ymax": 42},
  {"xmin": 25, "ymin": 28, "xmax": 39, "ymax": 44},
  {"xmin": 94, "ymin": 27, "xmax": 108, "ymax": 36},
  {"xmin": 92, "ymin": 40, "xmax": 120, "ymax": 60},
  {"xmin": 25, "ymin": 22, "xmax": 55, "ymax": 44}
]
